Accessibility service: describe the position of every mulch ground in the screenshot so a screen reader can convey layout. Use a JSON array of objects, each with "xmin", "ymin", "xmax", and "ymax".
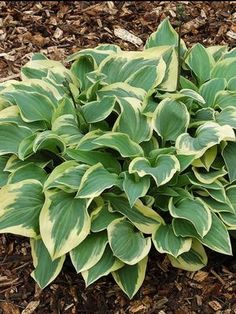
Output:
[{"xmin": 0, "ymin": 1, "xmax": 236, "ymax": 313}]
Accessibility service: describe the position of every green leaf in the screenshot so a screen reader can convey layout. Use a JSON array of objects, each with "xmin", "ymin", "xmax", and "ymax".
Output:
[
  {"xmin": 154, "ymin": 99, "xmax": 189, "ymax": 141},
  {"xmin": 152, "ymin": 224, "xmax": 192, "ymax": 258},
  {"xmin": 199, "ymin": 78, "xmax": 226, "ymax": 107},
  {"xmin": 169, "ymin": 197, "xmax": 212, "ymax": 237},
  {"xmin": 129, "ymin": 155, "xmax": 180, "ymax": 187},
  {"xmin": 107, "ymin": 218, "xmax": 151, "ymax": 265},
  {"xmin": 70, "ymin": 231, "xmax": 108, "ymax": 273},
  {"xmin": 0, "ymin": 124, "xmax": 32, "ymax": 156},
  {"xmin": 40, "ymin": 190, "xmax": 91, "ymax": 259},
  {"xmin": 168, "ymin": 239, "xmax": 207, "ymax": 271},
  {"xmin": 76, "ymin": 163, "xmax": 118, "ymax": 199},
  {"xmin": 222, "ymin": 142, "xmax": 236, "ymax": 183},
  {"xmin": 0, "ymin": 179, "xmax": 44, "ymax": 237},
  {"xmin": 92, "ymin": 132, "xmax": 144, "ymax": 157},
  {"xmin": 81, "ymin": 246, "xmax": 123, "ymax": 286},
  {"xmin": 112, "ymin": 256, "xmax": 148, "ymax": 299},
  {"xmin": 173, "ymin": 213, "xmax": 232, "ymax": 255},
  {"xmin": 176, "ymin": 122, "xmax": 235, "ymax": 158},
  {"xmin": 44, "ymin": 161, "xmax": 89, "ymax": 191},
  {"xmin": 30, "ymin": 238, "xmax": 65, "ymax": 289},
  {"xmin": 185, "ymin": 43, "xmax": 214, "ymax": 84},
  {"xmin": 122, "ymin": 172, "xmax": 150, "ymax": 207},
  {"xmin": 105, "ymin": 193, "xmax": 164, "ymax": 234}
]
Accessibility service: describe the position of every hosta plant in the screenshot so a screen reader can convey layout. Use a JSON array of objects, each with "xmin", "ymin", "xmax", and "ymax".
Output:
[{"xmin": 0, "ymin": 18, "xmax": 236, "ymax": 298}]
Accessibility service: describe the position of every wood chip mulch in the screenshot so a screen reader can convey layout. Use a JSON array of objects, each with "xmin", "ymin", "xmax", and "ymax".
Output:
[{"xmin": 0, "ymin": 1, "xmax": 236, "ymax": 313}]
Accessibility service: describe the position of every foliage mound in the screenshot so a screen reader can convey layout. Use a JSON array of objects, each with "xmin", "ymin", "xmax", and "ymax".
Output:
[{"xmin": 0, "ymin": 18, "xmax": 236, "ymax": 298}]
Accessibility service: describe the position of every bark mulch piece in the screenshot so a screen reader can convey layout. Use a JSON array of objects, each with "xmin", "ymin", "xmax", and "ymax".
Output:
[{"xmin": 0, "ymin": 1, "xmax": 236, "ymax": 313}]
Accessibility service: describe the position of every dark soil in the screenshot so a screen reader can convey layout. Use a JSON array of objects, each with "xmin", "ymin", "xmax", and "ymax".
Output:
[{"xmin": 0, "ymin": 1, "xmax": 236, "ymax": 313}]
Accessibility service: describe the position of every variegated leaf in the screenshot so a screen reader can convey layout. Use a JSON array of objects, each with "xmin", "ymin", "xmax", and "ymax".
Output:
[
  {"xmin": 66, "ymin": 148, "xmax": 121, "ymax": 173},
  {"xmin": 105, "ymin": 193, "xmax": 164, "ymax": 233},
  {"xmin": 114, "ymin": 97, "xmax": 152, "ymax": 143},
  {"xmin": 154, "ymin": 99, "xmax": 190, "ymax": 141},
  {"xmin": 185, "ymin": 43, "xmax": 214, "ymax": 84},
  {"xmin": 40, "ymin": 190, "xmax": 91, "ymax": 259},
  {"xmin": 44, "ymin": 161, "xmax": 89, "ymax": 191},
  {"xmin": 112, "ymin": 256, "xmax": 148, "ymax": 299},
  {"xmin": 192, "ymin": 167, "xmax": 227, "ymax": 184},
  {"xmin": 98, "ymin": 46, "xmax": 178, "ymax": 91},
  {"xmin": 0, "ymin": 156, "xmax": 9, "ymax": 187},
  {"xmin": 176, "ymin": 122, "xmax": 235, "ymax": 158},
  {"xmin": 70, "ymin": 231, "xmax": 108, "ymax": 273},
  {"xmin": 7, "ymin": 163, "xmax": 47, "ymax": 184},
  {"xmin": 33, "ymin": 131, "xmax": 66, "ymax": 155},
  {"xmin": 202, "ymin": 197, "xmax": 234, "ymax": 214},
  {"xmin": 76, "ymin": 163, "xmax": 118, "ymax": 199},
  {"xmin": 211, "ymin": 57, "xmax": 236, "ymax": 81},
  {"xmin": 129, "ymin": 155, "xmax": 180, "ymax": 187},
  {"xmin": 122, "ymin": 172, "xmax": 150, "ymax": 207},
  {"xmin": 173, "ymin": 213, "xmax": 232, "ymax": 255},
  {"xmin": 216, "ymin": 106, "xmax": 236, "ymax": 129},
  {"xmin": 145, "ymin": 18, "xmax": 187, "ymax": 56},
  {"xmin": 92, "ymin": 132, "xmax": 144, "ymax": 157},
  {"xmin": 168, "ymin": 239, "xmax": 207, "ymax": 271},
  {"xmin": 90, "ymin": 203, "xmax": 122, "ymax": 232},
  {"xmin": 3, "ymin": 91, "xmax": 55, "ymax": 123},
  {"xmin": 169, "ymin": 197, "xmax": 212, "ymax": 237},
  {"xmin": 30, "ymin": 238, "xmax": 65, "ymax": 289},
  {"xmin": 81, "ymin": 246, "xmax": 124, "ymax": 286},
  {"xmin": 82, "ymin": 96, "xmax": 117, "ymax": 123},
  {"xmin": 152, "ymin": 224, "xmax": 192, "ymax": 258},
  {"xmin": 199, "ymin": 78, "xmax": 226, "ymax": 107},
  {"xmin": 107, "ymin": 218, "xmax": 151, "ymax": 265},
  {"xmin": 0, "ymin": 124, "xmax": 32, "ymax": 156},
  {"xmin": 222, "ymin": 142, "xmax": 236, "ymax": 183},
  {"xmin": 0, "ymin": 179, "xmax": 44, "ymax": 237}
]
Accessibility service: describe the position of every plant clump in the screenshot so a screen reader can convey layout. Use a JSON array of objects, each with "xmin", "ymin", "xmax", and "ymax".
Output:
[{"xmin": 0, "ymin": 18, "xmax": 236, "ymax": 298}]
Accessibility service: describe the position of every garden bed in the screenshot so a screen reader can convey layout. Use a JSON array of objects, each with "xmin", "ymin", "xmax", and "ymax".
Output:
[{"xmin": 0, "ymin": 2, "xmax": 235, "ymax": 313}]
